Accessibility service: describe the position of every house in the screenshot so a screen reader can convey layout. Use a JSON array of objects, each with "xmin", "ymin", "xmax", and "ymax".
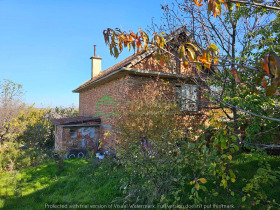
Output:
[{"xmin": 51, "ymin": 27, "xmax": 210, "ymax": 154}]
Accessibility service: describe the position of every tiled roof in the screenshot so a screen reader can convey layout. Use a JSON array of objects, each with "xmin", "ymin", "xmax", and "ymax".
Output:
[
  {"xmin": 73, "ymin": 50, "xmax": 147, "ymax": 92},
  {"xmin": 50, "ymin": 116, "xmax": 101, "ymax": 125}
]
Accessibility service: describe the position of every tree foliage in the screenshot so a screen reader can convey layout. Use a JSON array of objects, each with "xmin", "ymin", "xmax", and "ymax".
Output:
[
  {"xmin": 103, "ymin": 0, "xmax": 280, "ymax": 208},
  {"xmin": 113, "ymin": 81, "xmax": 280, "ymax": 208},
  {"xmin": 0, "ymin": 79, "xmax": 24, "ymax": 145},
  {"xmin": 103, "ymin": 0, "xmax": 280, "ymax": 141},
  {"xmin": 0, "ymin": 79, "xmax": 79, "ymax": 172}
]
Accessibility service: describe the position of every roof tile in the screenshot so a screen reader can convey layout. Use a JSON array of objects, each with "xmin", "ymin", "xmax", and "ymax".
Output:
[{"xmin": 50, "ymin": 116, "xmax": 101, "ymax": 125}]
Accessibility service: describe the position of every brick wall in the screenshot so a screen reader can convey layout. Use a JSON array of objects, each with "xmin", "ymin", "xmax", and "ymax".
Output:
[
  {"xmin": 79, "ymin": 76, "xmax": 209, "ymax": 151},
  {"xmin": 79, "ymin": 75, "xmax": 133, "ymax": 151},
  {"xmin": 132, "ymin": 50, "xmax": 199, "ymax": 76},
  {"xmin": 78, "ymin": 54, "xmax": 210, "ymax": 151},
  {"xmin": 55, "ymin": 125, "xmax": 100, "ymax": 152}
]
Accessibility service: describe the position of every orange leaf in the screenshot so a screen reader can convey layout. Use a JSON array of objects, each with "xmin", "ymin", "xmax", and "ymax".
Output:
[
  {"xmin": 130, "ymin": 31, "xmax": 137, "ymax": 39},
  {"xmin": 200, "ymin": 53, "xmax": 208, "ymax": 63},
  {"xmin": 184, "ymin": 61, "xmax": 189, "ymax": 68},
  {"xmin": 263, "ymin": 56, "xmax": 270, "ymax": 76},
  {"xmin": 200, "ymin": 58, "xmax": 208, "ymax": 64},
  {"xmin": 136, "ymin": 38, "xmax": 141, "ymax": 49},
  {"xmin": 194, "ymin": 0, "xmax": 203, "ymax": 6},
  {"xmin": 213, "ymin": 58, "xmax": 219, "ymax": 64},
  {"xmin": 213, "ymin": 3, "xmax": 217, "ymax": 18}
]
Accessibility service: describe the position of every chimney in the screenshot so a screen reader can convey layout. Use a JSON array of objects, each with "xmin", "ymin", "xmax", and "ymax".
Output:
[{"xmin": 90, "ymin": 45, "xmax": 102, "ymax": 78}]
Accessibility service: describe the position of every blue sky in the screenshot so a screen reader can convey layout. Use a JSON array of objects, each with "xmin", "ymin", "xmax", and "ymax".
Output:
[{"xmin": 0, "ymin": 0, "xmax": 164, "ymax": 108}]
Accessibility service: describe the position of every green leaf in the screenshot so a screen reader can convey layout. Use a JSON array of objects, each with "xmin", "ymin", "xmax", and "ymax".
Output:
[
  {"xmin": 200, "ymin": 185, "xmax": 207, "ymax": 191},
  {"xmin": 191, "ymin": 187, "xmax": 195, "ymax": 194},
  {"xmin": 233, "ymin": 144, "xmax": 239, "ymax": 151},
  {"xmin": 266, "ymin": 78, "xmax": 278, "ymax": 96}
]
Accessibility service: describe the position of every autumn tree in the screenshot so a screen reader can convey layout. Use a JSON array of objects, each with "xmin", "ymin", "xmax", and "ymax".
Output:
[
  {"xmin": 103, "ymin": 0, "xmax": 280, "ymax": 146},
  {"xmin": 103, "ymin": 0, "xmax": 280, "ymax": 207}
]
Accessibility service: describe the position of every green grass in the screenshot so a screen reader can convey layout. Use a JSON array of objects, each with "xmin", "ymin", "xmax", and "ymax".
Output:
[
  {"xmin": 0, "ymin": 158, "xmax": 125, "ymax": 210},
  {"xmin": 0, "ymin": 153, "xmax": 279, "ymax": 209}
]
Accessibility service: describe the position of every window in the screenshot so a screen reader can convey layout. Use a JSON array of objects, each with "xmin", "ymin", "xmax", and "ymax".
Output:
[
  {"xmin": 175, "ymin": 84, "xmax": 199, "ymax": 111},
  {"xmin": 70, "ymin": 129, "xmax": 77, "ymax": 138}
]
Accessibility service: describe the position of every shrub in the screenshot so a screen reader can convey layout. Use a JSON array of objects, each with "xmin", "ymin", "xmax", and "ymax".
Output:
[
  {"xmin": 114, "ymin": 81, "xmax": 280, "ymax": 208},
  {"xmin": 0, "ymin": 141, "xmax": 48, "ymax": 172}
]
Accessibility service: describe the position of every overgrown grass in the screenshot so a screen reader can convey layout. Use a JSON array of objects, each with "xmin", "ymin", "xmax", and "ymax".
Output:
[
  {"xmin": 0, "ymin": 153, "xmax": 279, "ymax": 209},
  {"xmin": 0, "ymin": 158, "xmax": 125, "ymax": 209}
]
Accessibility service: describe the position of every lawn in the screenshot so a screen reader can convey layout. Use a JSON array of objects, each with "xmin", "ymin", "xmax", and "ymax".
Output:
[
  {"xmin": 0, "ymin": 158, "xmax": 125, "ymax": 209},
  {"xmin": 0, "ymin": 153, "xmax": 279, "ymax": 209}
]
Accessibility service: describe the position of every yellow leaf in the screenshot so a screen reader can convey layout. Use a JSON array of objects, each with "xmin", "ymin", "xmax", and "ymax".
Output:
[
  {"xmin": 199, "ymin": 178, "xmax": 207, "ymax": 184},
  {"xmin": 208, "ymin": 43, "xmax": 219, "ymax": 55},
  {"xmin": 231, "ymin": 178, "xmax": 236, "ymax": 183},
  {"xmin": 195, "ymin": 182, "xmax": 200, "ymax": 190},
  {"xmin": 236, "ymin": 3, "xmax": 240, "ymax": 9},
  {"xmin": 222, "ymin": 179, "xmax": 227, "ymax": 188},
  {"xmin": 228, "ymin": 155, "xmax": 232, "ymax": 161},
  {"xmin": 185, "ymin": 42, "xmax": 197, "ymax": 51}
]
